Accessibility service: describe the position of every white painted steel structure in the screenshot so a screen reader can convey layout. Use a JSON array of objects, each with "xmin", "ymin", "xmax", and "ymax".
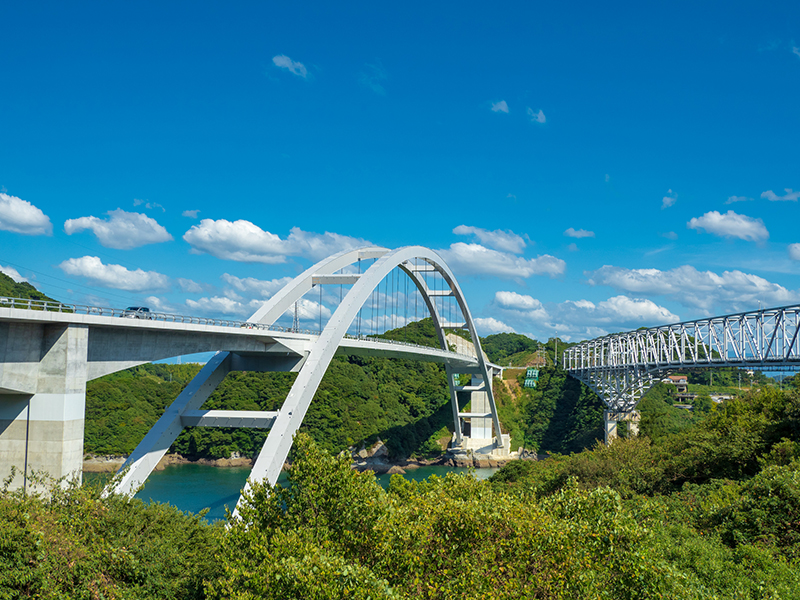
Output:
[
  {"xmin": 563, "ymin": 304, "xmax": 800, "ymax": 414},
  {"xmin": 100, "ymin": 246, "xmax": 504, "ymax": 510}
]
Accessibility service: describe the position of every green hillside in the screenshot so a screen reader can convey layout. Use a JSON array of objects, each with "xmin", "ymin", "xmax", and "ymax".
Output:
[{"xmin": 0, "ymin": 271, "xmax": 57, "ymax": 303}]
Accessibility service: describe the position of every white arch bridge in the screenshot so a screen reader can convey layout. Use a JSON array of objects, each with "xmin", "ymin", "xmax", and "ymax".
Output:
[
  {"xmin": 0, "ymin": 246, "xmax": 508, "ymax": 507},
  {"xmin": 563, "ymin": 304, "xmax": 800, "ymax": 441}
]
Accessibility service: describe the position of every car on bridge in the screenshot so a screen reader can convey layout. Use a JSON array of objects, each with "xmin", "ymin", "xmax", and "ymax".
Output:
[{"xmin": 123, "ymin": 306, "xmax": 153, "ymax": 319}]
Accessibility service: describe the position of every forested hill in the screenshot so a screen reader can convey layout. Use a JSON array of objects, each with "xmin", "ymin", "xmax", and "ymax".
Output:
[{"xmin": 0, "ymin": 271, "xmax": 57, "ymax": 302}]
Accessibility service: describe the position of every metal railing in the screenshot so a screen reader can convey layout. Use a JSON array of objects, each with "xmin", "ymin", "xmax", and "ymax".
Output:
[{"xmin": 0, "ymin": 296, "xmax": 477, "ymax": 361}]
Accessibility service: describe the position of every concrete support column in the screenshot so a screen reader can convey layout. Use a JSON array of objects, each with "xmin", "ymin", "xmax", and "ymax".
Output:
[
  {"xmin": 469, "ymin": 378, "xmax": 492, "ymax": 440},
  {"xmin": 603, "ymin": 410, "xmax": 618, "ymax": 443},
  {"xmin": 0, "ymin": 324, "xmax": 88, "ymax": 491},
  {"xmin": 628, "ymin": 411, "xmax": 640, "ymax": 437},
  {"xmin": 604, "ymin": 410, "xmax": 640, "ymax": 444}
]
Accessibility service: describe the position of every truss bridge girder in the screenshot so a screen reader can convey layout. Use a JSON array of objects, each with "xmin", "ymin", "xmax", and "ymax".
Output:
[{"xmin": 564, "ymin": 304, "xmax": 800, "ymax": 418}]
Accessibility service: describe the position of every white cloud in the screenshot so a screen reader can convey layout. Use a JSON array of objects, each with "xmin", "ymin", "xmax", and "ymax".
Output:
[
  {"xmin": 439, "ymin": 243, "xmax": 565, "ymax": 279},
  {"xmin": 58, "ymin": 256, "xmax": 169, "ymax": 291},
  {"xmin": 725, "ymin": 195, "xmax": 753, "ymax": 204},
  {"xmin": 273, "ymin": 54, "xmax": 307, "ymax": 78},
  {"xmin": 527, "ymin": 107, "xmax": 546, "ymax": 123},
  {"xmin": 0, "ymin": 193, "xmax": 52, "ymax": 236},
  {"xmin": 0, "ymin": 265, "xmax": 26, "ymax": 282},
  {"xmin": 793, "ymin": 47, "xmax": 800, "ymax": 59},
  {"xmin": 761, "ymin": 188, "xmax": 800, "ymax": 202},
  {"xmin": 564, "ymin": 227, "xmax": 594, "ymax": 239},
  {"xmin": 183, "ymin": 220, "xmax": 371, "ymax": 263},
  {"xmin": 586, "ymin": 264, "xmax": 798, "ymax": 312},
  {"xmin": 474, "ymin": 317, "xmax": 515, "ymax": 334},
  {"xmin": 495, "ymin": 290, "xmax": 544, "ymax": 311},
  {"xmin": 452, "ymin": 225, "xmax": 526, "ymax": 253},
  {"xmin": 789, "ymin": 244, "xmax": 800, "ymax": 261},
  {"xmin": 605, "ymin": 174, "xmax": 610, "ymax": 182},
  {"xmin": 687, "ymin": 210, "xmax": 768, "ymax": 242},
  {"xmin": 661, "ymin": 189, "xmax": 677, "ymax": 209},
  {"xmin": 567, "ymin": 243, "xmax": 579, "ymax": 252},
  {"xmin": 491, "ymin": 100, "xmax": 509, "ymax": 113},
  {"xmin": 143, "ymin": 296, "xmax": 178, "ymax": 313},
  {"xmin": 182, "ymin": 209, "xmax": 200, "ymax": 219},
  {"xmin": 186, "ymin": 296, "xmax": 255, "ymax": 317},
  {"xmin": 660, "ymin": 231, "xmax": 678, "ymax": 240},
  {"xmin": 221, "ymin": 273, "xmax": 294, "ymax": 298},
  {"xmin": 64, "ymin": 209, "xmax": 173, "ymax": 249},
  {"xmin": 491, "ymin": 290, "xmax": 679, "ymax": 341}
]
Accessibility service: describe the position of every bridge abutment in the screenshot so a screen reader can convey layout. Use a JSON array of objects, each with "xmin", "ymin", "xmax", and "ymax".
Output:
[{"xmin": 0, "ymin": 324, "xmax": 88, "ymax": 491}]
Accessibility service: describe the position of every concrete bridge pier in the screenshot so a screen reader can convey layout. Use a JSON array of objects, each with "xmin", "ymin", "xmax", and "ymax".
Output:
[
  {"xmin": 603, "ymin": 410, "xmax": 640, "ymax": 444},
  {"xmin": 0, "ymin": 323, "xmax": 88, "ymax": 491}
]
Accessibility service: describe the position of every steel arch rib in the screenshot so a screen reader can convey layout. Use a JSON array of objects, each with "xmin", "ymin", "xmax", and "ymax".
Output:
[
  {"xmin": 106, "ymin": 246, "xmax": 390, "ymax": 497},
  {"xmin": 238, "ymin": 246, "xmax": 502, "ymax": 507}
]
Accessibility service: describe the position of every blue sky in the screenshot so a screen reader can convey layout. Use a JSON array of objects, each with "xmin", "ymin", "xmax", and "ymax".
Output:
[{"xmin": 1, "ymin": 1, "xmax": 799, "ymax": 342}]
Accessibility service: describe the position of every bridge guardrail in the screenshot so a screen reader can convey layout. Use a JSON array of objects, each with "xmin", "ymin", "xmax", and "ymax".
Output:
[{"xmin": 0, "ymin": 296, "xmax": 476, "ymax": 361}]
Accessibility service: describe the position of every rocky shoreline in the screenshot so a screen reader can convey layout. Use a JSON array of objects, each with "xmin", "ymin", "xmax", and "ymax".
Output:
[{"xmin": 83, "ymin": 441, "xmax": 531, "ymax": 475}]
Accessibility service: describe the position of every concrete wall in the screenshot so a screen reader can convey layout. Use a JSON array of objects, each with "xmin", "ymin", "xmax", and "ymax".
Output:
[{"xmin": 0, "ymin": 324, "xmax": 88, "ymax": 491}]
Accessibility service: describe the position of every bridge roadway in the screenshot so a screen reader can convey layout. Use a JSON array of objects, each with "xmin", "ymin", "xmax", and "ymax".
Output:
[
  {"xmin": 0, "ymin": 245, "xmax": 507, "ymax": 505},
  {"xmin": 0, "ymin": 298, "xmax": 480, "ymax": 391}
]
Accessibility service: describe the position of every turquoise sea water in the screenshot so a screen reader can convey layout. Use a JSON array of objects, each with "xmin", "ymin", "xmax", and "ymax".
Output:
[{"xmin": 88, "ymin": 464, "xmax": 498, "ymax": 521}]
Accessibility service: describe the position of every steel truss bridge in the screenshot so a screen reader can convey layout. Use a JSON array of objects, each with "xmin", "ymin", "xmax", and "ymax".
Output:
[
  {"xmin": 0, "ymin": 246, "xmax": 506, "ymax": 512},
  {"xmin": 563, "ymin": 304, "xmax": 800, "ymax": 441}
]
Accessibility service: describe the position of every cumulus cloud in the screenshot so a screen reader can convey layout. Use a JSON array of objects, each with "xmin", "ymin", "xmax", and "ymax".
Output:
[
  {"xmin": 789, "ymin": 244, "xmax": 800, "ymax": 261},
  {"xmin": 564, "ymin": 227, "xmax": 594, "ymax": 239},
  {"xmin": 474, "ymin": 317, "xmax": 515, "ymax": 334},
  {"xmin": 661, "ymin": 189, "xmax": 677, "ymax": 209},
  {"xmin": 491, "ymin": 100, "xmax": 509, "ymax": 113},
  {"xmin": 0, "ymin": 193, "xmax": 52, "ymax": 235},
  {"xmin": 761, "ymin": 188, "xmax": 800, "ymax": 202},
  {"xmin": 491, "ymin": 290, "xmax": 679, "ymax": 341},
  {"xmin": 687, "ymin": 210, "xmax": 768, "ymax": 242},
  {"xmin": 0, "ymin": 265, "xmax": 26, "ymax": 282},
  {"xmin": 64, "ymin": 209, "xmax": 173, "ymax": 249},
  {"xmin": 182, "ymin": 209, "xmax": 200, "ymax": 219},
  {"xmin": 273, "ymin": 54, "xmax": 307, "ymax": 78},
  {"xmin": 452, "ymin": 225, "xmax": 526, "ymax": 253},
  {"xmin": 183, "ymin": 220, "xmax": 371, "ymax": 263},
  {"xmin": 725, "ymin": 195, "xmax": 753, "ymax": 204},
  {"xmin": 660, "ymin": 231, "xmax": 678, "ymax": 240},
  {"xmin": 58, "ymin": 256, "xmax": 169, "ymax": 291},
  {"xmin": 527, "ymin": 107, "xmax": 546, "ymax": 123},
  {"xmin": 221, "ymin": 273, "xmax": 294, "ymax": 298},
  {"xmin": 439, "ymin": 243, "xmax": 565, "ymax": 279},
  {"xmin": 586, "ymin": 264, "xmax": 798, "ymax": 312}
]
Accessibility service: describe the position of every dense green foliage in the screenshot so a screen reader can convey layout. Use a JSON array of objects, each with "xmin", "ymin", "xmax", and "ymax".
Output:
[
  {"xmin": 85, "ymin": 354, "xmax": 452, "ymax": 460},
  {"xmin": 7, "ymin": 383, "xmax": 800, "ymax": 598},
  {"xmin": 0, "ymin": 474, "xmax": 221, "ymax": 599},
  {"xmin": 480, "ymin": 332, "xmax": 539, "ymax": 364}
]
